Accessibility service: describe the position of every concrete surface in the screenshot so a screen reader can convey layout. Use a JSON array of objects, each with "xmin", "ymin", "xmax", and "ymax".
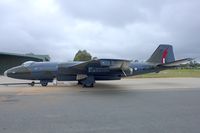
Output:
[{"xmin": 0, "ymin": 77, "xmax": 200, "ymax": 133}]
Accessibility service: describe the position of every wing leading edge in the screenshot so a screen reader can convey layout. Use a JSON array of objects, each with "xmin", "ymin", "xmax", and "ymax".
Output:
[{"xmin": 68, "ymin": 59, "xmax": 131, "ymax": 70}]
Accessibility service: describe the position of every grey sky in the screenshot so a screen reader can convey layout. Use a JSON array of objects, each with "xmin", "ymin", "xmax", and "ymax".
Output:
[{"xmin": 0, "ymin": 0, "xmax": 199, "ymax": 61}]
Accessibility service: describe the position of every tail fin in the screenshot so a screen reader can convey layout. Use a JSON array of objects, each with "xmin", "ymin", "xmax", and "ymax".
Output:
[{"xmin": 147, "ymin": 44, "xmax": 175, "ymax": 64}]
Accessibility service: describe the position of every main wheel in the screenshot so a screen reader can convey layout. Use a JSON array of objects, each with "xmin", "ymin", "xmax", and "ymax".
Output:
[
  {"xmin": 41, "ymin": 82, "xmax": 48, "ymax": 87},
  {"xmin": 83, "ymin": 83, "xmax": 94, "ymax": 88},
  {"xmin": 40, "ymin": 81, "xmax": 48, "ymax": 87},
  {"xmin": 80, "ymin": 76, "xmax": 95, "ymax": 88}
]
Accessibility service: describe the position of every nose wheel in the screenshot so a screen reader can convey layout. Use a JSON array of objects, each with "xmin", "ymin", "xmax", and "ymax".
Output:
[{"xmin": 30, "ymin": 81, "xmax": 35, "ymax": 86}]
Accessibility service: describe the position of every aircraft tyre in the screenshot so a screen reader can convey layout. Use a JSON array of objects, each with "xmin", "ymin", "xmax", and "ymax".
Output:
[
  {"xmin": 30, "ymin": 81, "xmax": 35, "ymax": 87},
  {"xmin": 40, "ymin": 81, "xmax": 48, "ymax": 87},
  {"xmin": 83, "ymin": 83, "xmax": 94, "ymax": 88},
  {"xmin": 80, "ymin": 76, "xmax": 95, "ymax": 88}
]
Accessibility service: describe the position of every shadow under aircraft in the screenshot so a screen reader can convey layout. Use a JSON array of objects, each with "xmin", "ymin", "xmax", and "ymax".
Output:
[{"xmin": 3, "ymin": 45, "xmax": 192, "ymax": 87}]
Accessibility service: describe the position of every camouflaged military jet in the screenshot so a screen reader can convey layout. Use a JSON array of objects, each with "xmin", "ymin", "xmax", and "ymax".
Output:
[{"xmin": 4, "ymin": 45, "xmax": 192, "ymax": 87}]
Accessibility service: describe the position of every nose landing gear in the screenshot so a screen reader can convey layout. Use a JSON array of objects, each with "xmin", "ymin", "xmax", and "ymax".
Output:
[{"xmin": 30, "ymin": 81, "xmax": 35, "ymax": 86}]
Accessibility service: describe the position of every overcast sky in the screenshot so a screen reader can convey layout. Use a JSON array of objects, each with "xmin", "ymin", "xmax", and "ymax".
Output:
[{"xmin": 0, "ymin": 0, "xmax": 199, "ymax": 61}]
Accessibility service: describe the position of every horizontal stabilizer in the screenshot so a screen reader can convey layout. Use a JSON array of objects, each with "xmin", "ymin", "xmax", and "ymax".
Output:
[{"xmin": 158, "ymin": 58, "xmax": 193, "ymax": 67}]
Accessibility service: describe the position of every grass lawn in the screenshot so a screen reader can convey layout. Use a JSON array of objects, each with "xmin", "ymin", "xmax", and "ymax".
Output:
[{"xmin": 133, "ymin": 69, "xmax": 200, "ymax": 78}]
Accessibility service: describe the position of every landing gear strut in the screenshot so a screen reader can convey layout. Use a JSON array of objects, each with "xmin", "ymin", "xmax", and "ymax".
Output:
[{"xmin": 77, "ymin": 80, "xmax": 82, "ymax": 85}]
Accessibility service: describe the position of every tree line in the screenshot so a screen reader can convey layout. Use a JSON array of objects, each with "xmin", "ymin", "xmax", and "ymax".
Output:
[{"xmin": 179, "ymin": 61, "xmax": 200, "ymax": 69}]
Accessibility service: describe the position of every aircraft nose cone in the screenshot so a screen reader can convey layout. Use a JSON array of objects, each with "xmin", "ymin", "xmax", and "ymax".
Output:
[{"xmin": 4, "ymin": 70, "xmax": 8, "ymax": 77}]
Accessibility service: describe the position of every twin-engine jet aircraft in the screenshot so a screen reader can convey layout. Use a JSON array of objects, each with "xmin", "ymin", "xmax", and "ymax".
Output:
[{"xmin": 4, "ymin": 45, "xmax": 192, "ymax": 87}]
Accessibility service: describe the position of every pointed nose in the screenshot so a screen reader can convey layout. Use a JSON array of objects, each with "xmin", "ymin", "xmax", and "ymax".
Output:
[{"xmin": 4, "ymin": 70, "xmax": 8, "ymax": 77}]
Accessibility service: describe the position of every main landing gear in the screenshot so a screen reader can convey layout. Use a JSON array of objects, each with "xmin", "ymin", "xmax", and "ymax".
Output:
[
  {"xmin": 78, "ymin": 76, "xmax": 95, "ymax": 88},
  {"xmin": 40, "ymin": 80, "xmax": 49, "ymax": 87}
]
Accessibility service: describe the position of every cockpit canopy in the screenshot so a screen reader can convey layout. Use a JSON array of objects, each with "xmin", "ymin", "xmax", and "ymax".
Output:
[{"xmin": 22, "ymin": 61, "xmax": 35, "ymax": 67}]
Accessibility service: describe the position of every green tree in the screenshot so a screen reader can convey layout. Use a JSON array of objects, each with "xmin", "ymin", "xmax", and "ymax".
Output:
[{"xmin": 73, "ymin": 50, "xmax": 92, "ymax": 61}]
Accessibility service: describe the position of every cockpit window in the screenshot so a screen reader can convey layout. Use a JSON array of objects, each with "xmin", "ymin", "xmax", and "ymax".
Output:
[{"xmin": 22, "ymin": 61, "xmax": 35, "ymax": 67}]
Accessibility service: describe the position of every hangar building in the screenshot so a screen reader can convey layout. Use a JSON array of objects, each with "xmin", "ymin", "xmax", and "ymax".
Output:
[{"xmin": 0, "ymin": 52, "xmax": 50, "ymax": 75}]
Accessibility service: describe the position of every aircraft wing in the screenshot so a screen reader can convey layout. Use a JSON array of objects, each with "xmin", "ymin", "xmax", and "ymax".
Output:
[
  {"xmin": 69, "ymin": 60, "xmax": 100, "ymax": 70},
  {"xmin": 68, "ymin": 59, "xmax": 131, "ymax": 70},
  {"xmin": 158, "ymin": 58, "xmax": 193, "ymax": 67},
  {"xmin": 58, "ymin": 59, "xmax": 131, "ymax": 76}
]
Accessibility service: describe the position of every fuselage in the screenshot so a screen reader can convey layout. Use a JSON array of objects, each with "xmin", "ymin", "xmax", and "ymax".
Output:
[{"xmin": 4, "ymin": 60, "xmax": 159, "ymax": 81}]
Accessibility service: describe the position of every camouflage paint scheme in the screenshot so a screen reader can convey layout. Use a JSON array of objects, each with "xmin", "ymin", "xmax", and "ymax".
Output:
[{"xmin": 4, "ymin": 45, "xmax": 192, "ymax": 87}]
